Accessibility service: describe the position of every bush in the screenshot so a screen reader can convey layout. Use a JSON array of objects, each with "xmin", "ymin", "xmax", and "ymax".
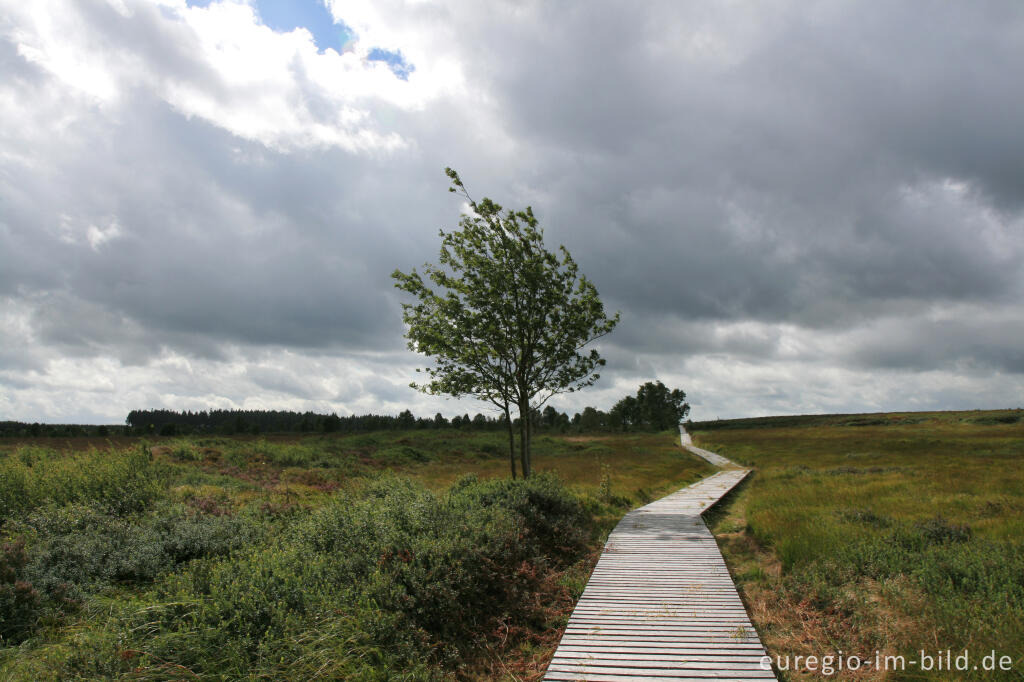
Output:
[
  {"xmin": 915, "ymin": 515, "xmax": 972, "ymax": 545},
  {"xmin": 61, "ymin": 474, "xmax": 590, "ymax": 678},
  {"xmin": 375, "ymin": 445, "xmax": 433, "ymax": 465},
  {"xmin": 970, "ymin": 413, "xmax": 1021, "ymax": 425},
  {"xmin": 18, "ymin": 502, "xmax": 262, "ymax": 603},
  {"xmin": 0, "ymin": 538, "xmax": 42, "ymax": 644},
  {"xmin": 0, "ymin": 446, "xmax": 169, "ymax": 518},
  {"xmin": 214, "ymin": 439, "xmax": 362, "ymax": 472},
  {"xmin": 448, "ymin": 472, "xmax": 589, "ymax": 560}
]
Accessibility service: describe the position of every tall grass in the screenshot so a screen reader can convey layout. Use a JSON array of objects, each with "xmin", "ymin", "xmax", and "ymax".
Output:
[
  {"xmin": 0, "ymin": 445, "xmax": 168, "ymax": 518},
  {"xmin": 698, "ymin": 411, "xmax": 1024, "ymax": 679}
]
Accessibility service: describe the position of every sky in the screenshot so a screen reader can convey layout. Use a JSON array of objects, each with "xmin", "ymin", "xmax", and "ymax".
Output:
[{"xmin": 1, "ymin": 0, "xmax": 1022, "ymax": 424}]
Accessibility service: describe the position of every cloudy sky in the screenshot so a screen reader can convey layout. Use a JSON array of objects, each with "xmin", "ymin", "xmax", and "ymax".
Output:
[{"xmin": 1, "ymin": 0, "xmax": 1022, "ymax": 424}]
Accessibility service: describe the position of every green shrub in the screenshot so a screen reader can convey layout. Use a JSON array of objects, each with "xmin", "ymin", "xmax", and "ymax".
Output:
[
  {"xmin": 215, "ymin": 439, "xmax": 362, "ymax": 472},
  {"xmin": 170, "ymin": 443, "xmax": 202, "ymax": 461},
  {"xmin": 915, "ymin": 515, "xmax": 972, "ymax": 545},
  {"xmin": 970, "ymin": 413, "xmax": 1022, "ymax": 425},
  {"xmin": 375, "ymin": 445, "xmax": 433, "ymax": 465},
  {"xmin": 803, "ymin": 524, "xmax": 1024, "ymax": 608},
  {"xmin": 447, "ymin": 472, "xmax": 588, "ymax": 558},
  {"xmin": 19, "ymin": 502, "xmax": 262, "ymax": 602},
  {"xmin": 836, "ymin": 508, "xmax": 892, "ymax": 528},
  {"xmin": 0, "ymin": 446, "xmax": 169, "ymax": 518},
  {"xmin": 0, "ymin": 538, "xmax": 43, "ymax": 644},
  {"xmin": 60, "ymin": 473, "xmax": 590, "ymax": 678}
]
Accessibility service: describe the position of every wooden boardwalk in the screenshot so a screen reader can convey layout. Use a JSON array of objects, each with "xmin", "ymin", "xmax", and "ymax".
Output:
[
  {"xmin": 678, "ymin": 426, "xmax": 736, "ymax": 469},
  {"xmin": 544, "ymin": 431, "xmax": 774, "ymax": 681}
]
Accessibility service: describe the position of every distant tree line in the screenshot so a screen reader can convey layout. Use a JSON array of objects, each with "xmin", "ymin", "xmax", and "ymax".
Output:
[
  {"xmin": 0, "ymin": 422, "xmax": 128, "ymax": 438},
  {"xmin": 122, "ymin": 409, "xmax": 514, "ymax": 436},
  {"xmin": 1, "ymin": 381, "xmax": 688, "ymax": 438}
]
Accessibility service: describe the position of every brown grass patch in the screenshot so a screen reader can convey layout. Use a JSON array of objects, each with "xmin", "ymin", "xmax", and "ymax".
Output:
[
  {"xmin": 464, "ymin": 544, "xmax": 604, "ymax": 682},
  {"xmin": 710, "ymin": 480, "xmax": 953, "ymax": 681}
]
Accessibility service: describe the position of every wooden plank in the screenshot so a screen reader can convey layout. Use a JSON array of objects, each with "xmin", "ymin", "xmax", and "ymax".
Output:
[
  {"xmin": 552, "ymin": 651, "xmax": 770, "ymax": 659},
  {"xmin": 542, "ymin": 440, "xmax": 775, "ymax": 681},
  {"xmin": 555, "ymin": 647, "xmax": 767, "ymax": 657},
  {"xmin": 547, "ymin": 663, "xmax": 775, "ymax": 677},
  {"xmin": 547, "ymin": 671, "xmax": 773, "ymax": 682},
  {"xmin": 544, "ymin": 671, "xmax": 770, "ymax": 675}
]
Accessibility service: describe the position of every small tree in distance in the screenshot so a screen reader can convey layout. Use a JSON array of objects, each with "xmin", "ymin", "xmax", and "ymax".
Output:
[
  {"xmin": 392, "ymin": 168, "xmax": 619, "ymax": 478},
  {"xmin": 611, "ymin": 381, "xmax": 690, "ymax": 431}
]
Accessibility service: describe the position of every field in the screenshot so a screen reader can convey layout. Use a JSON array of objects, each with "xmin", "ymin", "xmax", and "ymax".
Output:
[
  {"xmin": 692, "ymin": 409, "xmax": 1024, "ymax": 681},
  {"xmin": 5, "ymin": 411, "xmax": 1021, "ymax": 680},
  {"xmin": 0, "ymin": 429, "xmax": 712, "ymax": 680}
]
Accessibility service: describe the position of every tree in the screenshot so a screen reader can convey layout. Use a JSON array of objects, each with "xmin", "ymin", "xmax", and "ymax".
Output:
[
  {"xmin": 392, "ymin": 168, "xmax": 618, "ymax": 477},
  {"xmin": 611, "ymin": 381, "xmax": 690, "ymax": 431},
  {"xmin": 397, "ymin": 409, "xmax": 416, "ymax": 429},
  {"xmin": 579, "ymin": 406, "xmax": 608, "ymax": 431}
]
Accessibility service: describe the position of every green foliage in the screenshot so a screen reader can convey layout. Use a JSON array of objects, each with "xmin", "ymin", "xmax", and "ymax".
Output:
[
  {"xmin": 17, "ymin": 502, "xmax": 262, "ymax": 601},
  {"xmin": 170, "ymin": 443, "xmax": 202, "ymax": 461},
  {"xmin": 0, "ymin": 446, "xmax": 168, "ymax": 518},
  {"xmin": 578, "ymin": 405, "xmax": 609, "ymax": 430},
  {"xmin": 0, "ymin": 538, "xmax": 42, "ymax": 644},
  {"xmin": 44, "ymin": 474, "xmax": 589, "ymax": 678},
  {"xmin": 392, "ymin": 168, "xmax": 618, "ymax": 476},
  {"xmin": 688, "ymin": 408, "xmax": 1023, "ymax": 432},
  {"xmin": 0, "ymin": 429, "xmax": 708, "ymax": 679},
  {"xmin": 611, "ymin": 380, "xmax": 689, "ymax": 431},
  {"xmin": 970, "ymin": 413, "xmax": 1022, "ymax": 425},
  {"xmin": 793, "ymin": 525, "xmax": 1024, "ymax": 648},
  {"xmin": 375, "ymin": 445, "xmax": 433, "ymax": 465}
]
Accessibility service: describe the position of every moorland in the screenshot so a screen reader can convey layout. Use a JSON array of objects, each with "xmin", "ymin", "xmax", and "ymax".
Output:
[
  {"xmin": 0, "ymin": 428, "xmax": 711, "ymax": 680},
  {"xmin": 2, "ymin": 408, "xmax": 1022, "ymax": 680},
  {"xmin": 693, "ymin": 409, "xmax": 1024, "ymax": 680}
]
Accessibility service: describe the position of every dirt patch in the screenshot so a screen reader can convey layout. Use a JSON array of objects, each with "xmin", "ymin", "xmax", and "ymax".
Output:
[
  {"xmin": 0, "ymin": 436, "xmax": 140, "ymax": 452},
  {"xmin": 561, "ymin": 435, "xmax": 610, "ymax": 443}
]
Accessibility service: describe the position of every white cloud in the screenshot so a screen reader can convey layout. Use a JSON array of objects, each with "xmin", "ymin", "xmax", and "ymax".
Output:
[{"xmin": 1, "ymin": 0, "xmax": 463, "ymax": 153}]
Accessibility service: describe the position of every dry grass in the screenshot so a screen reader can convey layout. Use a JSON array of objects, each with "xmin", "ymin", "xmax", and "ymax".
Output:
[{"xmin": 697, "ymin": 410, "xmax": 1024, "ymax": 681}]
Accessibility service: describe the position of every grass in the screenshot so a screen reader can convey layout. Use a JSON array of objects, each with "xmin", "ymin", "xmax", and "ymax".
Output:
[
  {"xmin": 0, "ymin": 428, "xmax": 711, "ymax": 680},
  {"xmin": 693, "ymin": 409, "xmax": 1024, "ymax": 681}
]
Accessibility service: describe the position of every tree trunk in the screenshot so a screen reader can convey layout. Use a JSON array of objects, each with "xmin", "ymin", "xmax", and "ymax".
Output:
[
  {"xmin": 525, "ymin": 406, "xmax": 533, "ymax": 477},
  {"xmin": 518, "ymin": 397, "xmax": 531, "ymax": 478},
  {"xmin": 504, "ymin": 404, "xmax": 517, "ymax": 480}
]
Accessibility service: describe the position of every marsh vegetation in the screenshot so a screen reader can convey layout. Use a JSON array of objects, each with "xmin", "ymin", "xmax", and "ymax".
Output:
[
  {"xmin": 0, "ymin": 429, "xmax": 710, "ymax": 680},
  {"xmin": 694, "ymin": 409, "xmax": 1024, "ymax": 680}
]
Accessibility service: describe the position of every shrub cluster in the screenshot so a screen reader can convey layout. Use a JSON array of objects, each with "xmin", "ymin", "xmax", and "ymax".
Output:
[
  {"xmin": 20, "ymin": 503, "xmax": 262, "ymax": 599},
  {"xmin": 0, "ymin": 502, "xmax": 263, "ymax": 644},
  {"xmin": 0, "ymin": 446, "xmax": 168, "ymax": 518},
  {"xmin": 0, "ymin": 538, "xmax": 42, "ymax": 644},
  {"xmin": 63, "ymin": 473, "xmax": 589, "ymax": 678}
]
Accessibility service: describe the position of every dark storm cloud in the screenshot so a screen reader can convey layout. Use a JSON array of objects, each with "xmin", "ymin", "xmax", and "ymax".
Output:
[
  {"xmin": 445, "ymin": 2, "xmax": 1024, "ymax": 327},
  {"xmin": 846, "ymin": 315, "xmax": 1024, "ymax": 375},
  {"xmin": 245, "ymin": 365, "xmax": 323, "ymax": 398},
  {"xmin": 607, "ymin": 315, "xmax": 785, "ymax": 360},
  {"xmin": 1, "ymin": 74, "xmax": 417, "ymax": 361}
]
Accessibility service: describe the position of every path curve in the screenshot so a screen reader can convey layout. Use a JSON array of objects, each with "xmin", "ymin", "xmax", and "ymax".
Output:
[{"xmin": 543, "ymin": 427, "xmax": 774, "ymax": 681}]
